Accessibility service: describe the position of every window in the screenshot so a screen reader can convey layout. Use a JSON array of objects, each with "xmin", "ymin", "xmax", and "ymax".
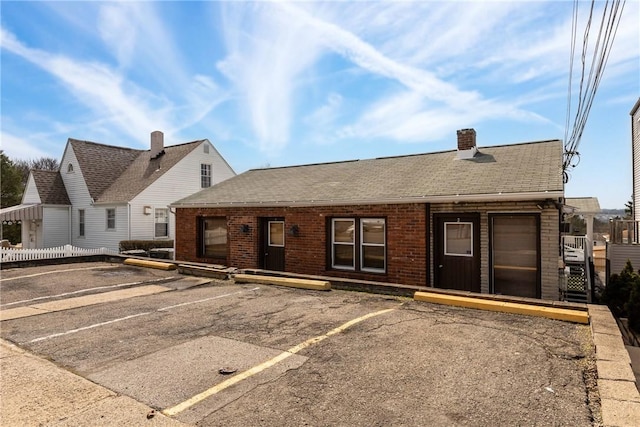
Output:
[
  {"xmin": 268, "ymin": 221, "xmax": 284, "ymax": 247},
  {"xmin": 155, "ymin": 208, "xmax": 169, "ymax": 238},
  {"xmin": 201, "ymin": 164, "xmax": 212, "ymax": 188},
  {"xmin": 444, "ymin": 222, "xmax": 473, "ymax": 256},
  {"xmin": 67, "ymin": 163, "xmax": 74, "ymax": 173},
  {"xmin": 200, "ymin": 217, "xmax": 227, "ymax": 258},
  {"xmin": 79, "ymin": 209, "xmax": 85, "ymax": 237},
  {"xmin": 331, "ymin": 218, "xmax": 386, "ymax": 272},
  {"xmin": 106, "ymin": 208, "xmax": 116, "ymax": 230}
]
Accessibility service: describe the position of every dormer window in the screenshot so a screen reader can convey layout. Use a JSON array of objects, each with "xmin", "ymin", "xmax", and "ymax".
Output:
[{"xmin": 67, "ymin": 163, "xmax": 74, "ymax": 173}]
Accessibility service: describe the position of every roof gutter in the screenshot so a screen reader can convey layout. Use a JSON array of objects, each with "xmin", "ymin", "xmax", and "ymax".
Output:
[{"xmin": 170, "ymin": 190, "xmax": 564, "ymax": 209}]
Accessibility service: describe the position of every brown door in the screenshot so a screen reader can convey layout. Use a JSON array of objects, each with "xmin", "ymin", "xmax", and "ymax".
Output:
[
  {"xmin": 261, "ymin": 218, "xmax": 285, "ymax": 271},
  {"xmin": 434, "ymin": 213, "xmax": 480, "ymax": 292},
  {"xmin": 490, "ymin": 214, "xmax": 540, "ymax": 298}
]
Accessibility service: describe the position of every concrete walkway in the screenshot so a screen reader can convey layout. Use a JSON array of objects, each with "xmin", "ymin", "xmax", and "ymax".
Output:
[
  {"xmin": 589, "ymin": 305, "xmax": 640, "ymax": 426},
  {"xmin": 0, "ymin": 340, "xmax": 188, "ymax": 426}
]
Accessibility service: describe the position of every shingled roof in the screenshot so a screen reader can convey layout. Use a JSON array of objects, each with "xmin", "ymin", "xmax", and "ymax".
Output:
[
  {"xmin": 31, "ymin": 170, "xmax": 71, "ymax": 205},
  {"xmin": 68, "ymin": 138, "xmax": 203, "ymax": 203},
  {"xmin": 173, "ymin": 139, "xmax": 563, "ymax": 208}
]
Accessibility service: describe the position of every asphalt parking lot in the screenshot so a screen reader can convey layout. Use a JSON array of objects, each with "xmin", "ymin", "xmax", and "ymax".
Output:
[{"xmin": 1, "ymin": 262, "xmax": 600, "ymax": 426}]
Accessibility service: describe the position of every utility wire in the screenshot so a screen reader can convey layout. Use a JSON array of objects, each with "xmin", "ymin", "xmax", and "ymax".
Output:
[{"xmin": 563, "ymin": 0, "xmax": 626, "ymax": 180}]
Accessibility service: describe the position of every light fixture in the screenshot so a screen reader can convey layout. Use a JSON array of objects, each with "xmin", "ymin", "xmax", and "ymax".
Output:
[
  {"xmin": 143, "ymin": 206, "xmax": 152, "ymax": 215},
  {"xmin": 288, "ymin": 224, "xmax": 300, "ymax": 237},
  {"xmin": 240, "ymin": 224, "xmax": 250, "ymax": 233}
]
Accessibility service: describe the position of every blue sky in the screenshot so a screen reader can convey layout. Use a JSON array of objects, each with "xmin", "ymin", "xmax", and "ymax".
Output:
[{"xmin": 1, "ymin": 1, "xmax": 638, "ymax": 209}]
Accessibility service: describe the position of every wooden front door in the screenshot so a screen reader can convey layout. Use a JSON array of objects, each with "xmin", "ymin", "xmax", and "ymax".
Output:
[
  {"xmin": 261, "ymin": 218, "xmax": 285, "ymax": 271},
  {"xmin": 434, "ymin": 213, "xmax": 480, "ymax": 292}
]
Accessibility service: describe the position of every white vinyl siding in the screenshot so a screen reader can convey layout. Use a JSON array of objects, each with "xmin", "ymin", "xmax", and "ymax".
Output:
[
  {"xmin": 22, "ymin": 174, "xmax": 42, "ymax": 204},
  {"xmin": 129, "ymin": 141, "xmax": 235, "ymax": 241},
  {"xmin": 42, "ymin": 207, "xmax": 70, "ymax": 247},
  {"xmin": 633, "ymin": 105, "xmax": 640, "ymax": 222}
]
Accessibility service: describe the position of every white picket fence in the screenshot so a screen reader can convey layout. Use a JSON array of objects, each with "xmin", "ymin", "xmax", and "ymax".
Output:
[{"xmin": 0, "ymin": 244, "xmax": 114, "ymax": 263}]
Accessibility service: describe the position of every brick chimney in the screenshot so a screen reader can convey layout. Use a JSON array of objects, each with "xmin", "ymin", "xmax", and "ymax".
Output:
[
  {"xmin": 150, "ymin": 131, "xmax": 164, "ymax": 159},
  {"xmin": 456, "ymin": 128, "xmax": 477, "ymax": 159}
]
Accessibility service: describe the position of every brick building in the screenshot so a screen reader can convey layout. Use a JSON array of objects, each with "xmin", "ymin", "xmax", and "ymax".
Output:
[{"xmin": 173, "ymin": 129, "xmax": 565, "ymax": 300}]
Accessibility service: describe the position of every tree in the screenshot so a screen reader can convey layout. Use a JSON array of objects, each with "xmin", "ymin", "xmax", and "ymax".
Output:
[
  {"xmin": 625, "ymin": 199, "xmax": 633, "ymax": 219},
  {"xmin": 0, "ymin": 152, "xmax": 24, "ymax": 243},
  {"xmin": 14, "ymin": 157, "xmax": 59, "ymax": 186}
]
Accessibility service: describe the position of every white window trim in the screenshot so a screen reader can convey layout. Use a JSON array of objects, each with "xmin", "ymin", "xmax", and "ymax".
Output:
[
  {"xmin": 444, "ymin": 221, "xmax": 473, "ymax": 257},
  {"xmin": 201, "ymin": 163, "xmax": 212, "ymax": 188},
  {"xmin": 78, "ymin": 209, "xmax": 85, "ymax": 238},
  {"xmin": 106, "ymin": 208, "xmax": 116, "ymax": 231},
  {"xmin": 268, "ymin": 221, "xmax": 285, "ymax": 247},
  {"xmin": 360, "ymin": 218, "xmax": 386, "ymax": 273},
  {"xmin": 331, "ymin": 218, "xmax": 355, "ymax": 270},
  {"xmin": 154, "ymin": 208, "xmax": 169, "ymax": 238}
]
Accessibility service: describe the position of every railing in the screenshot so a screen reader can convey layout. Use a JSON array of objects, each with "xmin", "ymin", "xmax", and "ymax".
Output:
[
  {"xmin": 610, "ymin": 220, "xmax": 637, "ymax": 244},
  {"xmin": 561, "ymin": 235, "xmax": 592, "ymax": 303},
  {"xmin": 0, "ymin": 244, "xmax": 114, "ymax": 263}
]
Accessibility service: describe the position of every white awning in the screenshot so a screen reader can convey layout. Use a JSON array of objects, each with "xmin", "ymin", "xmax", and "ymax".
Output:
[{"xmin": 0, "ymin": 204, "xmax": 42, "ymax": 222}]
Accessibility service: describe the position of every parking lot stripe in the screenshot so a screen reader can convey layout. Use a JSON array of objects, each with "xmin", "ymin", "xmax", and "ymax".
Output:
[
  {"xmin": 162, "ymin": 307, "xmax": 398, "ymax": 416},
  {"xmin": 1, "ymin": 277, "xmax": 176, "ymax": 308},
  {"xmin": 0, "ymin": 265, "xmax": 119, "ymax": 282},
  {"xmin": 27, "ymin": 312, "xmax": 153, "ymax": 343},
  {"xmin": 21, "ymin": 288, "xmax": 260, "ymax": 344}
]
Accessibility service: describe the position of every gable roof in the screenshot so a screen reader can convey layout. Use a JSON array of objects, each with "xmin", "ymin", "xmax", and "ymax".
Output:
[
  {"xmin": 173, "ymin": 139, "xmax": 564, "ymax": 208},
  {"xmin": 69, "ymin": 139, "xmax": 141, "ymax": 201},
  {"xmin": 564, "ymin": 197, "xmax": 601, "ymax": 215},
  {"xmin": 97, "ymin": 141, "xmax": 204, "ymax": 203},
  {"xmin": 31, "ymin": 170, "xmax": 71, "ymax": 205},
  {"xmin": 68, "ymin": 138, "xmax": 204, "ymax": 203}
]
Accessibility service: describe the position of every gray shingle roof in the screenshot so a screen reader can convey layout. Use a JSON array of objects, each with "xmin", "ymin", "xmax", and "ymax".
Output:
[
  {"xmin": 565, "ymin": 197, "xmax": 601, "ymax": 214},
  {"xmin": 31, "ymin": 170, "xmax": 70, "ymax": 205},
  {"xmin": 174, "ymin": 139, "xmax": 563, "ymax": 207},
  {"xmin": 97, "ymin": 141, "xmax": 203, "ymax": 203},
  {"xmin": 69, "ymin": 138, "xmax": 203, "ymax": 203}
]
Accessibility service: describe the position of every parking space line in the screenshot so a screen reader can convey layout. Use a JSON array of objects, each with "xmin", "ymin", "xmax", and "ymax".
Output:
[
  {"xmin": 1, "ymin": 277, "xmax": 176, "ymax": 308},
  {"xmin": 0, "ymin": 265, "xmax": 119, "ymax": 282},
  {"xmin": 162, "ymin": 307, "xmax": 398, "ymax": 416},
  {"xmin": 22, "ymin": 287, "xmax": 260, "ymax": 344}
]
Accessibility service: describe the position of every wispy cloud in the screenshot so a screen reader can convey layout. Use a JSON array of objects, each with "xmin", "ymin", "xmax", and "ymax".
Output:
[{"xmin": 217, "ymin": 3, "xmax": 325, "ymax": 152}]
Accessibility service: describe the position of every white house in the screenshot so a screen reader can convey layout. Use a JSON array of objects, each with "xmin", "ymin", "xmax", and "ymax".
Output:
[{"xmin": 1, "ymin": 131, "xmax": 235, "ymax": 251}]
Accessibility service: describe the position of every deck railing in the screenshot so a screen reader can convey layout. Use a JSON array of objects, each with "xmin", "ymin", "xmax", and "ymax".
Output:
[
  {"xmin": 0, "ymin": 244, "xmax": 114, "ymax": 263},
  {"xmin": 610, "ymin": 220, "xmax": 637, "ymax": 244}
]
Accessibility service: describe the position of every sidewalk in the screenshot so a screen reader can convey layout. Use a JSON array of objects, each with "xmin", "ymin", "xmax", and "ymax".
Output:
[{"xmin": 0, "ymin": 340, "xmax": 188, "ymax": 426}]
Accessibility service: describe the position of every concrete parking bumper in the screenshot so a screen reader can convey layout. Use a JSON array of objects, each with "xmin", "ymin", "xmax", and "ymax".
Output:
[{"xmin": 0, "ymin": 339, "xmax": 187, "ymax": 426}]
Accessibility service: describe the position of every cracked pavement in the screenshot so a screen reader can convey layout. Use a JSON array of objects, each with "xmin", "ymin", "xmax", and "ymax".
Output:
[{"xmin": 1, "ymin": 262, "xmax": 599, "ymax": 426}]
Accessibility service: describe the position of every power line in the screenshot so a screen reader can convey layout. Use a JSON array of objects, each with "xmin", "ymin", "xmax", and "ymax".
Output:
[{"xmin": 563, "ymin": 0, "xmax": 627, "ymax": 180}]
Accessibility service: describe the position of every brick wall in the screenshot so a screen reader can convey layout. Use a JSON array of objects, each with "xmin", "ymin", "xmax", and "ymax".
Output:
[
  {"xmin": 175, "ymin": 204, "xmax": 429, "ymax": 287},
  {"xmin": 430, "ymin": 201, "xmax": 560, "ymax": 300},
  {"xmin": 176, "ymin": 200, "xmax": 561, "ymax": 299}
]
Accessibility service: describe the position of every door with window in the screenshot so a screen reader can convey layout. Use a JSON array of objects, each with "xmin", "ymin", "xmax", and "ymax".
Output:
[
  {"xmin": 490, "ymin": 214, "xmax": 540, "ymax": 298},
  {"xmin": 434, "ymin": 213, "xmax": 480, "ymax": 292},
  {"xmin": 261, "ymin": 218, "xmax": 285, "ymax": 271}
]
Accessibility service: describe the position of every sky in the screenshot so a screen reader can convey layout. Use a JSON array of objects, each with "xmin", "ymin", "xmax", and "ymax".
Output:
[{"xmin": 1, "ymin": 1, "xmax": 638, "ymax": 209}]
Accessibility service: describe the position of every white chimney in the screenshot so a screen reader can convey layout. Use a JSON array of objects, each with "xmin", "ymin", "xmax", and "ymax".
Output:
[{"xmin": 150, "ymin": 131, "xmax": 164, "ymax": 159}]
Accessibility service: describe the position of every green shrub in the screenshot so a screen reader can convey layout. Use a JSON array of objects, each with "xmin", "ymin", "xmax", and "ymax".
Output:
[
  {"xmin": 627, "ymin": 280, "xmax": 640, "ymax": 333},
  {"xmin": 602, "ymin": 260, "xmax": 638, "ymax": 317},
  {"xmin": 119, "ymin": 240, "xmax": 173, "ymax": 252}
]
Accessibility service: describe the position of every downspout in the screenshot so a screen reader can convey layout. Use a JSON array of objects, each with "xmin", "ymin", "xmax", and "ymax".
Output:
[
  {"xmin": 68, "ymin": 206, "xmax": 72, "ymax": 245},
  {"xmin": 127, "ymin": 203, "xmax": 132, "ymax": 241}
]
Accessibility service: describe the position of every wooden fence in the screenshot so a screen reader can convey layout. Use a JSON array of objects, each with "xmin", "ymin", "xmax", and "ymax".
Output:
[{"xmin": 0, "ymin": 244, "xmax": 114, "ymax": 263}]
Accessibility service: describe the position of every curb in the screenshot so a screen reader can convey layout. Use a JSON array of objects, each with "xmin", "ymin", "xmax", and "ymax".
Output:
[
  {"xmin": 233, "ymin": 273, "xmax": 331, "ymax": 291},
  {"xmin": 413, "ymin": 291, "xmax": 589, "ymax": 324}
]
